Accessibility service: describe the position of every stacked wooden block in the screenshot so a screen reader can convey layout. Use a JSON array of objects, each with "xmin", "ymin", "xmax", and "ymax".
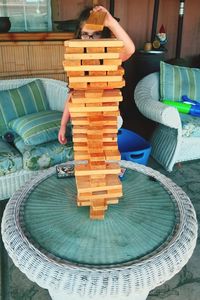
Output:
[{"xmin": 63, "ymin": 39, "xmax": 124, "ymax": 219}]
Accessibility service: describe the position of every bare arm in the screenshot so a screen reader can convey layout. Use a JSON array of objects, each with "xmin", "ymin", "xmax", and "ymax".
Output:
[
  {"xmin": 58, "ymin": 93, "xmax": 71, "ymax": 144},
  {"xmin": 93, "ymin": 6, "xmax": 135, "ymax": 62}
]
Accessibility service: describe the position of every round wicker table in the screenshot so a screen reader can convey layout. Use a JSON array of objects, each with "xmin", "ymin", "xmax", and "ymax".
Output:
[{"xmin": 1, "ymin": 161, "xmax": 198, "ymax": 300}]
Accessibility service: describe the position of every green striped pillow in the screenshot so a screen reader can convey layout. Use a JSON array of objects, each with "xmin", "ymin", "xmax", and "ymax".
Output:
[
  {"xmin": 0, "ymin": 80, "xmax": 49, "ymax": 136},
  {"xmin": 160, "ymin": 61, "xmax": 200, "ymax": 101},
  {"xmin": 9, "ymin": 111, "xmax": 62, "ymax": 146}
]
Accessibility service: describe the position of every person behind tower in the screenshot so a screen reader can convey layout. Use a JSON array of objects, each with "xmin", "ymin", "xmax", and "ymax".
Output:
[{"xmin": 58, "ymin": 5, "xmax": 135, "ymax": 144}]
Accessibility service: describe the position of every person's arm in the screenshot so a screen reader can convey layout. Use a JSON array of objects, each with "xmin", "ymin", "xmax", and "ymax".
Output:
[
  {"xmin": 58, "ymin": 93, "xmax": 71, "ymax": 144},
  {"xmin": 93, "ymin": 6, "xmax": 135, "ymax": 62}
]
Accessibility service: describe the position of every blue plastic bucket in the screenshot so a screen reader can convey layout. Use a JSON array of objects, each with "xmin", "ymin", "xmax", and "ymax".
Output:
[{"xmin": 117, "ymin": 128, "xmax": 151, "ymax": 165}]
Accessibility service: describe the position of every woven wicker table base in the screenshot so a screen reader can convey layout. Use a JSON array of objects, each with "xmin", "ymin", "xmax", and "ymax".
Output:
[{"xmin": 1, "ymin": 161, "xmax": 198, "ymax": 300}]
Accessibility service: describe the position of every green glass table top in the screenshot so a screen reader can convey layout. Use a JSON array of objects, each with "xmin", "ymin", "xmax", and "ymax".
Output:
[{"xmin": 20, "ymin": 166, "xmax": 179, "ymax": 267}]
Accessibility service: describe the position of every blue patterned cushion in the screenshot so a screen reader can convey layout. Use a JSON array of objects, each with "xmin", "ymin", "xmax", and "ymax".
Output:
[
  {"xmin": 160, "ymin": 61, "xmax": 200, "ymax": 101},
  {"xmin": 14, "ymin": 136, "xmax": 74, "ymax": 171},
  {"xmin": 0, "ymin": 138, "xmax": 22, "ymax": 176},
  {"xmin": 9, "ymin": 110, "xmax": 62, "ymax": 146},
  {"xmin": 180, "ymin": 114, "xmax": 200, "ymax": 137},
  {"xmin": 0, "ymin": 80, "xmax": 49, "ymax": 136}
]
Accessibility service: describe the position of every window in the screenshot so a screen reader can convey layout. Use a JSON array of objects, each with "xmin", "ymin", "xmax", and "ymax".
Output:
[{"xmin": 0, "ymin": 0, "xmax": 52, "ymax": 32}]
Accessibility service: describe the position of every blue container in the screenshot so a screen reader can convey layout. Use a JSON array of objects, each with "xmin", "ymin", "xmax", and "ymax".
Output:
[{"xmin": 117, "ymin": 128, "xmax": 151, "ymax": 165}]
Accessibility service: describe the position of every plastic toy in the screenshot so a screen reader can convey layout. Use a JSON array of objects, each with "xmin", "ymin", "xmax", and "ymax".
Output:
[{"xmin": 163, "ymin": 95, "xmax": 200, "ymax": 117}]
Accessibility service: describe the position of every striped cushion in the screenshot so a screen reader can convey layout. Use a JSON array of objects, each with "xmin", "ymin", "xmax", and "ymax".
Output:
[
  {"xmin": 0, "ymin": 80, "xmax": 49, "ymax": 136},
  {"xmin": 9, "ymin": 111, "xmax": 62, "ymax": 146},
  {"xmin": 160, "ymin": 61, "xmax": 200, "ymax": 101}
]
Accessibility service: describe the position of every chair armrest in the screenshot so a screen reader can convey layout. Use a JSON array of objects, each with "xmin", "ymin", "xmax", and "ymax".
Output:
[{"xmin": 134, "ymin": 72, "xmax": 181, "ymax": 129}]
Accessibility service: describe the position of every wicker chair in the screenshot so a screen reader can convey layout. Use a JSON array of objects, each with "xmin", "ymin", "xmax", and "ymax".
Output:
[
  {"xmin": 0, "ymin": 78, "xmax": 71, "ymax": 200},
  {"xmin": 134, "ymin": 72, "xmax": 200, "ymax": 172}
]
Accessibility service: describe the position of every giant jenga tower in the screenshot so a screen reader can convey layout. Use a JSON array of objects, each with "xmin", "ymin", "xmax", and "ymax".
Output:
[{"xmin": 63, "ymin": 38, "xmax": 125, "ymax": 219}]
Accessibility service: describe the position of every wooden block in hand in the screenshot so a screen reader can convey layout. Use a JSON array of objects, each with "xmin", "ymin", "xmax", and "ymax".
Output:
[{"xmin": 83, "ymin": 11, "xmax": 107, "ymax": 31}]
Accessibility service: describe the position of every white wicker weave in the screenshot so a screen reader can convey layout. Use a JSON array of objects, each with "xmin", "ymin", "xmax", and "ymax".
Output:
[
  {"xmin": 134, "ymin": 72, "xmax": 200, "ymax": 171},
  {"xmin": 0, "ymin": 78, "xmax": 69, "ymax": 200},
  {"xmin": 1, "ymin": 161, "xmax": 198, "ymax": 300}
]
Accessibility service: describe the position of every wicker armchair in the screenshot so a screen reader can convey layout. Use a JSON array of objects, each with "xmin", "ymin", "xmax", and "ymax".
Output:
[
  {"xmin": 134, "ymin": 72, "xmax": 200, "ymax": 171},
  {"xmin": 0, "ymin": 78, "xmax": 71, "ymax": 200}
]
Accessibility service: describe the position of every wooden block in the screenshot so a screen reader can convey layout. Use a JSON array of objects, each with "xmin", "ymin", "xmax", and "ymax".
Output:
[
  {"xmin": 69, "ymin": 82, "xmax": 87, "ymax": 89},
  {"xmin": 67, "ymin": 71, "xmax": 85, "ymax": 77},
  {"xmin": 103, "ymin": 59, "xmax": 122, "ymax": 65},
  {"xmin": 91, "ymin": 204, "xmax": 108, "ymax": 212},
  {"xmin": 87, "ymin": 140, "xmax": 103, "ymax": 149},
  {"xmin": 90, "ymin": 179, "xmax": 106, "ymax": 188},
  {"xmin": 63, "ymin": 60, "xmax": 81, "ymax": 66},
  {"xmin": 69, "ymin": 75, "xmax": 122, "ymax": 83},
  {"xmin": 106, "ymin": 198, "xmax": 119, "ymax": 204},
  {"xmin": 85, "ymin": 90, "xmax": 103, "ymax": 97},
  {"xmin": 87, "ymin": 127, "xmax": 103, "ymax": 134},
  {"xmin": 75, "ymin": 162, "xmax": 120, "ymax": 176},
  {"xmin": 64, "ymin": 52, "xmax": 120, "ymax": 60},
  {"xmin": 107, "ymin": 80, "xmax": 125, "ymax": 88},
  {"xmin": 77, "ymin": 188, "xmax": 122, "ymax": 200},
  {"xmin": 107, "ymin": 66, "xmax": 124, "ymax": 76},
  {"xmin": 71, "ymin": 117, "xmax": 87, "ymax": 125},
  {"xmin": 69, "ymin": 103, "xmax": 118, "ymax": 112},
  {"xmin": 76, "ymin": 176, "xmax": 107, "ymax": 191},
  {"xmin": 85, "ymin": 102, "xmax": 102, "ymax": 107},
  {"xmin": 102, "ymin": 142, "xmax": 118, "ymax": 151},
  {"xmin": 77, "ymin": 200, "xmax": 91, "ymax": 207},
  {"xmin": 89, "ymin": 152, "xmax": 106, "ymax": 162},
  {"xmin": 102, "ymin": 125, "xmax": 118, "ymax": 134},
  {"xmin": 74, "ymin": 151, "xmax": 89, "ymax": 160},
  {"xmin": 89, "ymin": 82, "xmax": 107, "ymax": 89},
  {"xmin": 90, "ymin": 209, "xmax": 105, "ymax": 220},
  {"xmin": 73, "ymin": 142, "xmax": 88, "ymax": 151},
  {"xmin": 105, "ymin": 150, "xmax": 121, "ymax": 160},
  {"xmin": 89, "ymin": 71, "xmax": 106, "ymax": 76},
  {"xmin": 102, "ymin": 133, "xmax": 117, "ymax": 142},
  {"xmin": 76, "ymin": 174, "xmax": 122, "ymax": 193},
  {"xmin": 107, "ymin": 47, "xmax": 123, "ymax": 53},
  {"xmin": 89, "ymin": 161, "xmax": 106, "ymax": 170},
  {"xmin": 82, "ymin": 59, "xmax": 100, "ymax": 65},
  {"xmin": 90, "ymin": 174, "xmax": 106, "ymax": 179},
  {"xmin": 84, "ymin": 11, "xmax": 107, "ymax": 31},
  {"xmin": 72, "ymin": 126, "xmax": 88, "ymax": 134},
  {"xmin": 65, "ymin": 47, "xmax": 84, "ymax": 53},
  {"xmin": 72, "ymin": 116, "xmax": 117, "ymax": 126},
  {"xmin": 73, "ymin": 134, "xmax": 89, "ymax": 143},
  {"xmin": 73, "ymin": 125, "xmax": 117, "ymax": 134},
  {"xmin": 71, "ymin": 89, "xmax": 122, "ymax": 104},
  {"xmin": 86, "ymin": 47, "xmax": 105, "ymax": 53},
  {"xmin": 64, "ymin": 39, "xmax": 123, "ymax": 48},
  {"xmin": 63, "ymin": 64, "xmax": 118, "ymax": 72}
]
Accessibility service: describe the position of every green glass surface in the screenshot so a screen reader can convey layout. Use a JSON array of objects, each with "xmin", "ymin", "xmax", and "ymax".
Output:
[{"xmin": 21, "ymin": 169, "xmax": 178, "ymax": 267}]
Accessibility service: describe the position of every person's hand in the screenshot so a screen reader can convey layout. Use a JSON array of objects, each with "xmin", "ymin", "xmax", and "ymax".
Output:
[
  {"xmin": 58, "ymin": 125, "xmax": 67, "ymax": 144},
  {"xmin": 92, "ymin": 5, "xmax": 114, "ymax": 28}
]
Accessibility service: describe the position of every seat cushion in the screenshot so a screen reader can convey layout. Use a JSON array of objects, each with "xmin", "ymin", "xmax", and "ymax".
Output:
[
  {"xmin": 9, "ymin": 110, "xmax": 62, "ymax": 146},
  {"xmin": 180, "ymin": 114, "xmax": 200, "ymax": 137},
  {"xmin": 0, "ymin": 138, "xmax": 22, "ymax": 176},
  {"xmin": 160, "ymin": 61, "xmax": 200, "ymax": 101},
  {"xmin": 14, "ymin": 136, "xmax": 74, "ymax": 171},
  {"xmin": 0, "ymin": 79, "xmax": 49, "ymax": 136}
]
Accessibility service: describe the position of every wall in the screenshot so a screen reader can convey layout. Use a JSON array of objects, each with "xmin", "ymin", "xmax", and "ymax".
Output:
[
  {"xmin": 114, "ymin": 0, "xmax": 199, "ymax": 62},
  {"xmin": 52, "ymin": 0, "xmax": 199, "ymax": 61},
  {"xmin": 0, "ymin": 0, "xmax": 199, "ymax": 80}
]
